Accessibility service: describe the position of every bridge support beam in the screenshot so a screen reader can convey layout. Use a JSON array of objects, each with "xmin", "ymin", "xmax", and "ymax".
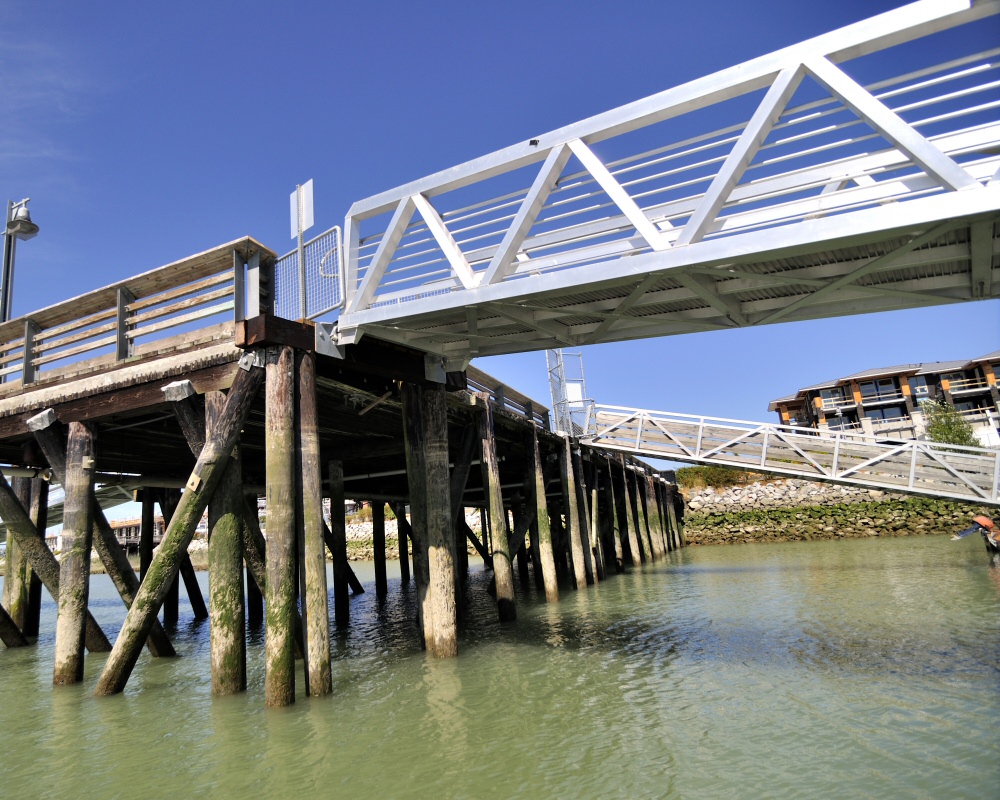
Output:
[
  {"xmin": 94, "ymin": 353, "xmax": 264, "ymax": 697},
  {"xmin": 3, "ymin": 478, "xmax": 31, "ymax": 640},
  {"xmin": 404, "ymin": 382, "xmax": 459, "ymax": 654},
  {"xmin": 29, "ymin": 410, "xmax": 175, "ymax": 658},
  {"xmin": 0, "ymin": 472, "xmax": 111, "ymax": 654},
  {"xmin": 477, "ymin": 397, "xmax": 516, "ymax": 621},
  {"xmin": 529, "ymin": 426, "xmax": 558, "ymax": 601},
  {"xmin": 571, "ymin": 444, "xmax": 596, "ymax": 585},
  {"xmin": 53, "ymin": 422, "xmax": 95, "ymax": 685},
  {"xmin": 206, "ymin": 390, "xmax": 247, "ymax": 695},
  {"xmin": 560, "ymin": 436, "xmax": 588, "ymax": 590}
]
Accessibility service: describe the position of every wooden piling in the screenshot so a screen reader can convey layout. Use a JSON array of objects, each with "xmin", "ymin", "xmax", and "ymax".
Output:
[
  {"xmin": 296, "ymin": 352, "xmax": 332, "ymax": 696},
  {"xmin": 530, "ymin": 429, "xmax": 559, "ymax": 602},
  {"xmin": 395, "ymin": 503, "xmax": 411, "ymax": 583},
  {"xmin": 242, "ymin": 497, "xmax": 266, "ymax": 628},
  {"xmin": 402, "ymin": 383, "xmax": 458, "ymax": 653},
  {"xmin": 614, "ymin": 459, "xmax": 640, "ymax": 567},
  {"xmin": 93, "ymin": 353, "xmax": 263, "ymax": 697},
  {"xmin": 477, "ymin": 397, "xmax": 516, "ymax": 622},
  {"xmin": 23, "ymin": 477, "xmax": 45, "ymax": 637},
  {"xmin": 28, "ymin": 411, "xmax": 174, "ymax": 657},
  {"xmin": 0, "ymin": 472, "xmax": 111, "ymax": 653},
  {"xmin": 603, "ymin": 463, "xmax": 624, "ymax": 572},
  {"xmin": 644, "ymin": 476, "xmax": 665, "ymax": 560},
  {"xmin": 139, "ymin": 492, "xmax": 155, "ymax": 581},
  {"xmin": 559, "ymin": 436, "xmax": 588, "ymax": 590},
  {"xmin": 328, "ymin": 460, "xmax": 350, "ymax": 628},
  {"xmin": 5, "ymin": 477, "xmax": 31, "ymax": 633},
  {"xmin": 53, "ymin": 422, "xmax": 95, "ymax": 685},
  {"xmin": 264, "ymin": 346, "xmax": 297, "ymax": 707},
  {"xmin": 514, "ymin": 496, "xmax": 530, "ymax": 587},
  {"xmin": 206, "ymin": 390, "xmax": 247, "ymax": 695},
  {"xmin": 0, "ymin": 601, "xmax": 28, "ymax": 647},
  {"xmin": 571, "ymin": 445, "xmax": 596, "ymax": 584},
  {"xmin": 373, "ymin": 501, "xmax": 388, "ymax": 597}
]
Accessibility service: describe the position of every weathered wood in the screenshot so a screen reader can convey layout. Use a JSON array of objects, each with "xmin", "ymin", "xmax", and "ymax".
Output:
[
  {"xmin": 529, "ymin": 428, "xmax": 559, "ymax": 602},
  {"xmin": 140, "ymin": 493, "xmax": 155, "ymax": 581},
  {"xmin": 327, "ymin": 460, "xmax": 350, "ymax": 628},
  {"xmin": 206, "ymin": 390, "xmax": 247, "ymax": 695},
  {"xmin": 4, "ymin": 477, "xmax": 31, "ymax": 634},
  {"xmin": 0, "ymin": 471, "xmax": 111, "ymax": 652},
  {"xmin": 559, "ymin": 436, "xmax": 588, "ymax": 590},
  {"xmin": 163, "ymin": 380, "xmax": 206, "ymax": 454},
  {"xmin": 613, "ymin": 459, "xmax": 640, "ymax": 567},
  {"xmin": 264, "ymin": 345, "xmax": 297, "ymax": 707},
  {"xmin": 624, "ymin": 468, "xmax": 648, "ymax": 564},
  {"xmin": 23, "ymin": 477, "xmax": 45, "ymax": 637},
  {"xmin": 53, "ymin": 422, "xmax": 95, "ymax": 685},
  {"xmin": 459, "ymin": 517, "xmax": 492, "ymax": 567},
  {"xmin": 643, "ymin": 476, "xmax": 664, "ymax": 560},
  {"xmin": 590, "ymin": 486, "xmax": 606, "ymax": 581},
  {"xmin": 602, "ymin": 463, "xmax": 623, "ymax": 570},
  {"xmin": 401, "ymin": 386, "xmax": 430, "ymax": 637},
  {"xmin": 373, "ymin": 501, "xmax": 387, "ymax": 597},
  {"xmin": 242, "ymin": 497, "xmax": 266, "ymax": 628},
  {"xmin": 571, "ymin": 445, "xmax": 596, "ymax": 585},
  {"xmin": 403, "ymin": 384, "xmax": 458, "ymax": 658},
  {"xmin": 0, "ymin": 601, "xmax": 28, "ymax": 647},
  {"xmin": 28, "ymin": 410, "xmax": 174, "ymax": 657},
  {"xmin": 449, "ymin": 423, "xmax": 478, "ymax": 609},
  {"xmin": 395, "ymin": 503, "xmax": 411, "ymax": 582},
  {"xmin": 297, "ymin": 352, "xmax": 332, "ymax": 696},
  {"xmin": 478, "ymin": 398, "xmax": 515, "ymax": 622},
  {"xmin": 93, "ymin": 354, "xmax": 264, "ymax": 696},
  {"xmin": 513, "ymin": 495, "xmax": 530, "ymax": 586}
]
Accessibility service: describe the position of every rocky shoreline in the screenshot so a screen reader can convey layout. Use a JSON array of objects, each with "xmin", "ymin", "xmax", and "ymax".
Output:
[{"xmin": 682, "ymin": 479, "xmax": 983, "ymax": 545}]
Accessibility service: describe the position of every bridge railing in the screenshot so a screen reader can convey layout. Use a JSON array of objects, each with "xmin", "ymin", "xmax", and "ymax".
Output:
[
  {"xmin": 339, "ymin": 2, "xmax": 1000, "ymax": 322},
  {"xmin": 0, "ymin": 238, "xmax": 275, "ymax": 392},
  {"xmin": 581, "ymin": 403, "xmax": 1000, "ymax": 505}
]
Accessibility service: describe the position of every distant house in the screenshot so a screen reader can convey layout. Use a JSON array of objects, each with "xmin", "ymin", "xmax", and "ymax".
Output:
[{"xmin": 768, "ymin": 351, "xmax": 1000, "ymax": 447}]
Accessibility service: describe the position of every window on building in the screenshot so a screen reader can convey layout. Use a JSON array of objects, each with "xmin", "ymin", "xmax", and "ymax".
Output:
[
  {"xmin": 867, "ymin": 406, "xmax": 905, "ymax": 421},
  {"xmin": 827, "ymin": 413, "xmax": 858, "ymax": 430},
  {"xmin": 859, "ymin": 377, "xmax": 898, "ymax": 402},
  {"xmin": 908, "ymin": 375, "xmax": 930, "ymax": 397}
]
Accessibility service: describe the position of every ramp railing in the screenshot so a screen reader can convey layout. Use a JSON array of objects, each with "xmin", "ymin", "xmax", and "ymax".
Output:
[{"xmin": 581, "ymin": 404, "xmax": 1000, "ymax": 505}]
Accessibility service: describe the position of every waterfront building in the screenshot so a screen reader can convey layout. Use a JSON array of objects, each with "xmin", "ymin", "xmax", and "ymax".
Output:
[{"xmin": 768, "ymin": 351, "xmax": 1000, "ymax": 447}]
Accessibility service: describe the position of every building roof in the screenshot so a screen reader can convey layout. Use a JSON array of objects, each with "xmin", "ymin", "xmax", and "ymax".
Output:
[{"xmin": 768, "ymin": 354, "xmax": 995, "ymax": 408}]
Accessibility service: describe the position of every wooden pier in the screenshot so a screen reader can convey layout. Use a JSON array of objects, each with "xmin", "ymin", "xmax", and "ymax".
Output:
[{"xmin": 0, "ymin": 239, "xmax": 683, "ymax": 704}]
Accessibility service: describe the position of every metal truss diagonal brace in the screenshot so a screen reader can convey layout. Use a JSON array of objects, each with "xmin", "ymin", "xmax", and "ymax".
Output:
[
  {"xmin": 676, "ymin": 64, "xmax": 805, "ymax": 246},
  {"xmin": 348, "ymin": 196, "xmax": 416, "ymax": 313},
  {"xmin": 411, "ymin": 193, "xmax": 479, "ymax": 290},
  {"xmin": 804, "ymin": 56, "xmax": 980, "ymax": 192},
  {"xmin": 675, "ymin": 272, "xmax": 747, "ymax": 326},
  {"xmin": 483, "ymin": 144, "xmax": 573, "ymax": 285},
  {"xmin": 567, "ymin": 139, "xmax": 670, "ymax": 252}
]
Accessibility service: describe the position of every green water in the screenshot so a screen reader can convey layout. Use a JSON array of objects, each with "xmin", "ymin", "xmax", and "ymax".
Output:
[{"xmin": 1, "ymin": 535, "xmax": 997, "ymax": 799}]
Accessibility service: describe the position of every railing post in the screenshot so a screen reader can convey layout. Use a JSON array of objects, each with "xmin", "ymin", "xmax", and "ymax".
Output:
[
  {"xmin": 233, "ymin": 250, "xmax": 246, "ymax": 322},
  {"xmin": 247, "ymin": 252, "xmax": 274, "ymax": 318},
  {"xmin": 907, "ymin": 443, "xmax": 919, "ymax": 489},
  {"xmin": 22, "ymin": 319, "xmax": 39, "ymax": 385},
  {"xmin": 116, "ymin": 287, "xmax": 135, "ymax": 361},
  {"xmin": 760, "ymin": 429, "xmax": 769, "ymax": 468},
  {"xmin": 831, "ymin": 434, "xmax": 842, "ymax": 476}
]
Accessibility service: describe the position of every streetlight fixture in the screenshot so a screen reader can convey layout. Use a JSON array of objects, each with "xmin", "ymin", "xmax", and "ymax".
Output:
[{"xmin": 1, "ymin": 198, "xmax": 39, "ymax": 323}]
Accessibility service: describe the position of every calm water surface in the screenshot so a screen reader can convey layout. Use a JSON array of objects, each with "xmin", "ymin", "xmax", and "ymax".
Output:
[{"xmin": 1, "ymin": 534, "xmax": 997, "ymax": 799}]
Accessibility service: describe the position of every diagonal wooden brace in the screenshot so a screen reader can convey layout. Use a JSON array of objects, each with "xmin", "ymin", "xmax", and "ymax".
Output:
[
  {"xmin": 0, "ymin": 600, "xmax": 29, "ymax": 647},
  {"xmin": 27, "ymin": 409, "xmax": 176, "ymax": 657},
  {"xmin": 0, "ymin": 471, "xmax": 111, "ymax": 652},
  {"xmin": 94, "ymin": 354, "xmax": 265, "ymax": 696}
]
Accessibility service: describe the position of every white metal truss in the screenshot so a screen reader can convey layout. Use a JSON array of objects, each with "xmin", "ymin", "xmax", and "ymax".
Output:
[
  {"xmin": 328, "ymin": 1, "xmax": 1000, "ymax": 361},
  {"xmin": 581, "ymin": 404, "xmax": 1000, "ymax": 505}
]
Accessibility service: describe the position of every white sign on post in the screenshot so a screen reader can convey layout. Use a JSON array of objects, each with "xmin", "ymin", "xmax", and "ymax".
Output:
[{"xmin": 290, "ymin": 179, "xmax": 315, "ymax": 239}]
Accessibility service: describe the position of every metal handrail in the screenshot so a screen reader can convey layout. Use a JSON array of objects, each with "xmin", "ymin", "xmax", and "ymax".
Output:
[{"xmin": 581, "ymin": 402, "xmax": 1000, "ymax": 505}]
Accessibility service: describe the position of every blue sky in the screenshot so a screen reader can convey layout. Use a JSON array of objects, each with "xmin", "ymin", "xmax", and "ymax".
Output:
[{"xmin": 2, "ymin": 0, "xmax": 998, "ymax": 427}]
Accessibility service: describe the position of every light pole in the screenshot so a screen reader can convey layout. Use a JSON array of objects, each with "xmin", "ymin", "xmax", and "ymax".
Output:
[{"xmin": 1, "ymin": 198, "xmax": 40, "ymax": 323}]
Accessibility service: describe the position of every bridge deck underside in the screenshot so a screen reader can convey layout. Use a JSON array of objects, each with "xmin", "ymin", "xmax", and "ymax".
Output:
[{"xmin": 347, "ymin": 213, "xmax": 1000, "ymax": 359}]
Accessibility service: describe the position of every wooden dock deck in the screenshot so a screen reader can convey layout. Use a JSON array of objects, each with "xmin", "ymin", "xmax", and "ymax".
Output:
[{"xmin": 0, "ymin": 239, "xmax": 682, "ymax": 703}]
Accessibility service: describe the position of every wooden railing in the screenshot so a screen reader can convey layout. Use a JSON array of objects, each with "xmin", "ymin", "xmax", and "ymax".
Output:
[
  {"xmin": 466, "ymin": 365, "xmax": 550, "ymax": 430},
  {"xmin": 0, "ymin": 238, "xmax": 275, "ymax": 393}
]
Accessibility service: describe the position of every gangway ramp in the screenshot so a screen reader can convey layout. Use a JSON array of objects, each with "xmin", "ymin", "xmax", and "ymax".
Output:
[
  {"xmin": 580, "ymin": 404, "xmax": 1000, "ymax": 505},
  {"xmin": 329, "ymin": 1, "xmax": 1000, "ymax": 361}
]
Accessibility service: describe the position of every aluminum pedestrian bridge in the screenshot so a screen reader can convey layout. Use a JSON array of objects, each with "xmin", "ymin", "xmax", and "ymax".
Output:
[
  {"xmin": 317, "ymin": 0, "xmax": 1000, "ymax": 362},
  {"xmin": 579, "ymin": 404, "xmax": 1000, "ymax": 506}
]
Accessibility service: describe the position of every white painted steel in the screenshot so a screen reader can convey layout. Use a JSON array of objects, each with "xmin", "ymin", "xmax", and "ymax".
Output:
[
  {"xmin": 581, "ymin": 403, "xmax": 1000, "ymax": 505},
  {"xmin": 328, "ymin": 1, "xmax": 1000, "ymax": 357}
]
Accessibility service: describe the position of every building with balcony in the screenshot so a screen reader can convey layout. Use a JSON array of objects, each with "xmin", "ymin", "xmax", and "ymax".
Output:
[{"xmin": 768, "ymin": 351, "xmax": 1000, "ymax": 447}]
